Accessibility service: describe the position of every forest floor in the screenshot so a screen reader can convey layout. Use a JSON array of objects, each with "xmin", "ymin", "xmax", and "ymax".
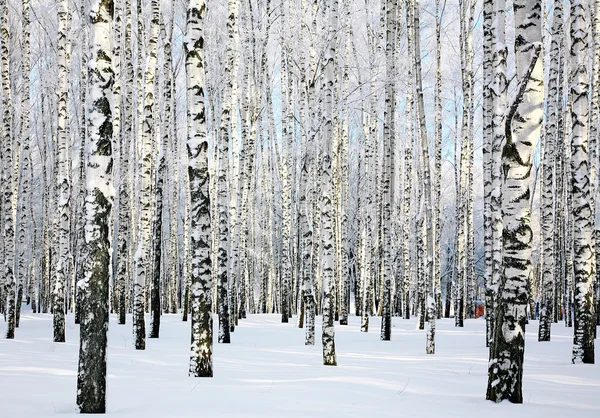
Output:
[{"xmin": 1, "ymin": 310, "xmax": 599, "ymax": 417}]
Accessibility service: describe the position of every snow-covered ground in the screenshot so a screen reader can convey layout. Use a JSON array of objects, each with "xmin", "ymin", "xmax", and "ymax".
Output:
[{"xmin": 1, "ymin": 311, "xmax": 599, "ymax": 417}]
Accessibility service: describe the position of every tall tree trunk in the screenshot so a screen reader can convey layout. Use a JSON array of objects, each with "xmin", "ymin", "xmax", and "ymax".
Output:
[
  {"xmin": 482, "ymin": 0, "xmax": 493, "ymax": 346},
  {"xmin": 216, "ymin": 0, "xmax": 239, "ymax": 343},
  {"xmin": 280, "ymin": 0, "xmax": 292, "ymax": 324},
  {"xmin": 489, "ymin": 0, "xmax": 507, "ymax": 349},
  {"xmin": 321, "ymin": 0, "xmax": 338, "ymax": 366},
  {"xmin": 187, "ymin": 0, "xmax": 213, "ymax": 378},
  {"xmin": 412, "ymin": 0, "xmax": 435, "ymax": 354},
  {"xmin": 403, "ymin": 0, "xmax": 414, "ymax": 321},
  {"xmin": 487, "ymin": 0, "xmax": 544, "ymax": 403},
  {"xmin": 54, "ymin": 0, "xmax": 70, "ymax": 343},
  {"xmin": 2, "ymin": 0, "xmax": 16, "ymax": 340},
  {"xmin": 76, "ymin": 0, "xmax": 114, "ymax": 412},
  {"xmin": 381, "ymin": 0, "xmax": 397, "ymax": 342},
  {"xmin": 539, "ymin": 0, "xmax": 562, "ymax": 342},
  {"xmin": 147, "ymin": 0, "xmax": 162, "ymax": 340},
  {"xmin": 16, "ymin": 0, "xmax": 32, "ymax": 328},
  {"xmin": 434, "ymin": 0, "xmax": 444, "ymax": 321},
  {"xmin": 570, "ymin": 0, "xmax": 595, "ymax": 365},
  {"xmin": 117, "ymin": 0, "xmax": 133, "ymax": 326}
]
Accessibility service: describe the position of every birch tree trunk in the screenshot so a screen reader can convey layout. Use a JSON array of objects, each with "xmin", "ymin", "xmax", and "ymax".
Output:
[
  {"xmin": 489, "ymin": 0, "xmax": 507, "ymax": 349},
  {"xmin": 539, "ymin": 0, "xmax": 562, "ymax": 343},
  {"xmin": 403, "ymin": 0, "xmax": 414, "ymax": 321},
  {"xmin": 76, "ymin": 0, "xmax": 114, "ymax": 411},
  {"xmin": 74, "ymin": 0, "xmax": 89, "ymax": 325},
  {"xmin": 227, "ymin": 0, "xmax": 240, "ymax": 329},
  {"xmin": 147, "ymin": 0, "xmax": 162, "ymax": 340},
  {"xmin": 570, "ymin": 0, "xmax": 595, "ymax": 365},
  {"xmin": 117, "ymin": 0, "xmax": 133, "ymax": 326},
  {"xmin": 280, "ymin": 0, "xmax": 293, "ymax": 324},
  {"xmin": 381, "ymin": 0, "xmax": 397, "ymax": 342},
  {"xmin": 216, "ymin": 0, "xmax": 238, "ymax": 343},
  {"xmin": 482, "ymin": 0, "xmax": 493, "ymax": 346},
  {"xmin": 15, "ymin": 0, "xmax": 32, "ymax": 328},
  {"xmin": 2, "ymin": 0, "xmax": 16, "ymax": 340},
  {"xmin": 54, "ymin": 0, "xmax": 70, "ymax": 343},
  {"xmin": 486, "ymin": 0, "xmax": 544, "ymax": 403},
  {"xmin": 433, "ymin": 0, "xmax": 444, "ymax": 321},
  {"xmin": 411, "ymin": 0, "xmax": 435, "ymax": 353},
  {"xmin": 187, "ymin": 0, "xmax": 213, "ymax": 378},
  {"xmin": 320, "ymin": 0, "xmax": 338, "ymax": 366}
]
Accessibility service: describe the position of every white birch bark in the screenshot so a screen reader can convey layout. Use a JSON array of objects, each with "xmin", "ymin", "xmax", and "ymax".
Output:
[
  {"xmin": 487, "ymin": 0, "xmax": 544, "ymax": 403},
  {"xmin": 134, "ymin": 0, "xmax": 159, "ymax": 349},
  {"xmin": 54, "ymin": 0, "xmax": 70, "ymax": 343},
  {"xmin": 403, "ymin": 0, "xmax": 414, "ymax": 321},
  {"xmin": 381, "ymin": 0, "xmax": 397, "ymax": 342},
  {"xmin": 76, "ymin": 0, "xmax": 114, "ymax": 411},
  {"xmin": 321, "ymin": 0, "xmax": 338, "ymax": 366},
  {"xmin": 570, "ymin": 0, "xmax": 595, "ymax": 365},
  {"xmin": 16, "ymin": 0, "xmax": 32, "ymax": 328},
  {"xmin": 2, "ymin": 0, "xmax": 16, "ymax": 340},
  {"xmin": 117, "ymin": 0, "xmax": 133, "ymax": 325},
  {"xmin": 187, "ymin": 0, "xmax": 213, "ymax": 378},
  {"xmin": 411, "ymin": 0, "xmax": 435, "ymax": 354},
  {"xmin": 214, "ymin": 0, "xmax": 233, "ymax": 344},
  {"xmin": 483, "ymin": 0, "xmax": 493, "ymax": 347},
  {"xmin": 538, "ymin": 0, "xmax": 562, "ymax": 342}
]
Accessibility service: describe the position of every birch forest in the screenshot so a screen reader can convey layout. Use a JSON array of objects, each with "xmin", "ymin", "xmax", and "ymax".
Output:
[{"xmin": 1, "ymin": 0, "xmax": 599, "ymax": 414}]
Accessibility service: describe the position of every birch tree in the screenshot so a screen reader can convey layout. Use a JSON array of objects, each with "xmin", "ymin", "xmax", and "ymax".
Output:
[
  {"xmin": 133, "ymin": 0, "xmax": 159, "ymax": 348},
  {"xmin": 76, "ymin": 0, "xmax": 114, "ymax": 412},
  {"xmin": 570, "ymin": 0, "xmax": 595, "ymax": 365},
  {"xmin": 149, "ymin": 0, "xmax": 171, "ymax": 341},
  {"xmin": 216, "ymin": 0, "xmax": 237, "ymax": 344},
  {"xmin": 411, "ymin": 0, "xmax": 435, "ymax": 353},
  {"xmin": 53, "ymin": 0, "xmax": 71, "ymax": 344},
  {"xmin": 16, "ymin": 0, "xmax": 32, "ymax": 328},
  {"xmin": 117, "ymin": 0, "xmax": 133, "ymax": 326},
  {"xmin": 487, "ymin": 0, "xmax": 544, "ymax": 403},
  {"xmin": 187, "ymin": 0, "xmax": 213, "ymax": 378},
  {"xmin": 320, "ymin": 0, "xmax": 338, "ymax": 366},
  {"xmin": 482, "ymin": 0, "xmax": 493, "ymax": 346},
  {"xmin": 2, "ymin": 0, "xmax": 15, "ymax": 340},
  {"xmin": 539, "ymin": 0, "xmax": 562, "ymax": 343},
  {"xmin": 380, "ymin": 0, "xmax": 397, "ymax": 342}
]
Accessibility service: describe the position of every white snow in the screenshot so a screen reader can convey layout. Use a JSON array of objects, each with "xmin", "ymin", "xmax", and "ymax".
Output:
[{"xmin": 1, "ymin": 312, "xmax": 599, "ymax": 417}]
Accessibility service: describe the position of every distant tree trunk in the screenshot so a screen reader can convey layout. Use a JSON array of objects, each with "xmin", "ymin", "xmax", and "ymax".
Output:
[
  {"xmin": 482, "ymin": 0, "xmax": 493, "ymax": 347},
  {"xmin": 434, "ymin": 0, "xmax": 444, "ymax": 321},
  {"xmin": 411, "ymin": 0, "xmax": 435, "ymax": 353},
  {"xmin": 380, "ymin": 0, "xmax": 397, "ymax": 342},
  {"xmin": 592, "ymin": 0, "xmax": 600, "ymax": 332},
  {"xmin": 146, "ymin": 0, "xmax": 161, "ymax": 340},
  {"xmin": 117, "ymin": 0, "xmax": 133, "ymax": 326},
  {"xmin": 487, "ymin": 0, "xmax": 544, "ymax": 403},
  {"xmin": 403, "ymin": 0, "xmax": 414, "ymax": 322},
  {"xmin": 321, "ymin": 0, "xmax": 338, "ymax": 366},
  {"xmin": 54, "ymin": 0, "xmax": 70, "ymax": 343},
  {"xmin": 2, "ymin": 0, "xmax": 16, "ymax": 340},
  {"xmin": 280, "ymin": 0, "xmax": 292, "ymax": 324},
  {"xmin": 226, "ymin": 0, "xmax": 240, "ymax": 330},
  {"xmin": 187, "ymin": 0, "xmax": 213, "ymax": 378},
  {"xmin": 539, "ymin": 0, "xmax": 562, "ymax": 343},
  {"xmin": 74, "ymin": 0, "xmax": 89, "ymax": 326},
  {"xmin": 76, "ymin": 0, "xmax": 114, "ymax": 412},
  {"xmin": 16, "ymin": 0, "xmax": 32, "ymax": 328},
  {"xmin": 217, "ymin": 0, "xmax": 237, "ymax": 344},
  {"xmin": 489, "ymin": 0, "xmax": 507, "ymax": 348},
  {"xmin": 570, "ymin": 0, "xmax": 595, "ymax": 365},
  {"xmin": 455, "ymin": 0, "xmax": 474, "ymax": 328},
  {"xmin": 338, "ymin": 0, "xmax": 351, "ymax": 326}
]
